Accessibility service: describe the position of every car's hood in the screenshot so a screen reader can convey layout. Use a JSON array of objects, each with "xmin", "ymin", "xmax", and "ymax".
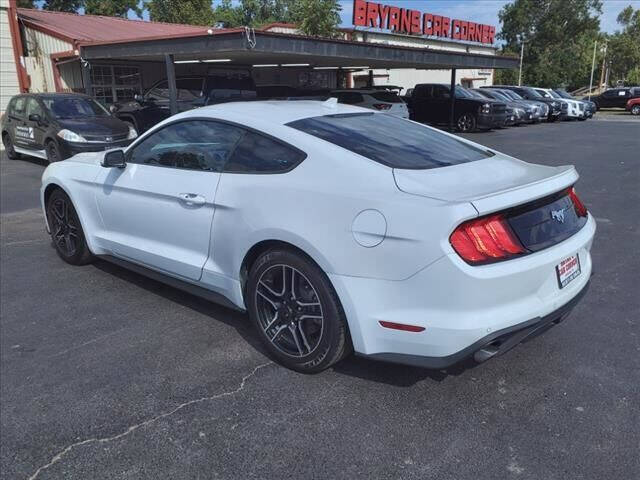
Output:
[
  {"xmin": 58, "ymin": 116, "xmax": 128, "ymax": 137},
  {"xmin": 66, "ymin": 150, "xmax": 107, "ymax": 165},
  {"xmin": 393, "ymin": 153, "xmax": 578, "ymax": 214}
]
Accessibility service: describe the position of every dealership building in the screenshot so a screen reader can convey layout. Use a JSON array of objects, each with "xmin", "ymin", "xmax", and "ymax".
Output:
[{"xmin": 1, "ymin": 0, "xmax": 516, "ymax": 114}]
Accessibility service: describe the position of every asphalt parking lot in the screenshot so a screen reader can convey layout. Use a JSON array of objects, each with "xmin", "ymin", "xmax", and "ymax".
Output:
[{"xmin": 1, "ymin": 119, "xmax": 639, "ymax": 480}]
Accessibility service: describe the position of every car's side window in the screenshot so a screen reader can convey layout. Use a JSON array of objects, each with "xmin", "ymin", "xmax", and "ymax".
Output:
[
  {"xmin": 224, "ymin": 131, "xmax": 306, "ymax": 174},
  {"xmin": 25, "ymin": 98, "xmax": 44, "ymax": 119},
  {"xmin": 146, "ymin": 81, "xmax": 169, "ymax": 101},
  {"xmin": 128, "ymin": 120, "xmax": 244, "ymax": 172},
  {"xmin": 11, "ymin": 97, "xmax": 26, "ymax": 118}
]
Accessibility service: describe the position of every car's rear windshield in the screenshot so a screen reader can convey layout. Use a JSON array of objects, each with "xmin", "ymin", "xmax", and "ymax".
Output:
[
  {"xmin": 369, "ymin": 91, "xmax": 403, "ymax": 103},
  {"xmin": 287, "ymin": 113, "xmax": 492, "ymax": 170}
]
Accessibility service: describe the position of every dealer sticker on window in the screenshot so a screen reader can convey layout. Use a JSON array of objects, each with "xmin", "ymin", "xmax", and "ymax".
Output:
[{"xmin": 556, "ymin": 254, "xmax": 581, "ymax": 289}]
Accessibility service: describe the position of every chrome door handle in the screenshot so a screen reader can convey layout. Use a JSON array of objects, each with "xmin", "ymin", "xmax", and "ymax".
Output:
[{"xmin": 177, "ymin": 193, "xmax": 206, "ymax": 206}]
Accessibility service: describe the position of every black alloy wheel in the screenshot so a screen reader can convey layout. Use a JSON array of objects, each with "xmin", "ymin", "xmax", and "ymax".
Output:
[
  {"xmin": 2, "ymin": 134, "xmax": 21, "ymax": 160},
  {"xmin": 456, "ymin": 113, "xmax": 477, "ymax": 133},
  {"xmin": 46, "ymin": 189, "xmax": 94, "ymax": 265},
  {"xmin": 247, "ymin": 249, "xmax": 350, "ymax": 373}
]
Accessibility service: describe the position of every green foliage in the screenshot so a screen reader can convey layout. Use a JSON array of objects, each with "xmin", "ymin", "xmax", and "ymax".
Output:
[
  {"xmin": 290, "ymin": 0, "xmax": 341, "ymax": 37},
  {"xmin": 145, "ymin": 0, "xmax": 214, "ymax": 25},
  {"xmin": 497, "ymin": 0, "xmax": 603, "ymax": 89},
  {"xmin": 212, "ymin": 0, "xmax": 340, "ymax": 36},
  {"xmin": 17, "ymin": 0, "xmax": 35, "ymax": 8},
  {"xmin": 606, "ymin": 5, "xmax": 640, "ymax": 85},
  {"xmin": 42, "ymin": 0, "xmax": 83, "ymax": 12},
  {"xmin": 85, "ymin": 0, "xmax": 142, "ymax": 17}
]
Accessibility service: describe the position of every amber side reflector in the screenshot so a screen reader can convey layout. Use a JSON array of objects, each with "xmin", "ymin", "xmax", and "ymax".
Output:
[{"xmin": 379, "ymin": 321, "xmax": 425, "ymax": 332}]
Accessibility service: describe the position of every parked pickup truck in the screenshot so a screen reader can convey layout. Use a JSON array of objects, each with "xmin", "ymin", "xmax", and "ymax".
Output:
[{"xmin": 405, "ymin": 83, "xmax": 507, "ymax": 132}]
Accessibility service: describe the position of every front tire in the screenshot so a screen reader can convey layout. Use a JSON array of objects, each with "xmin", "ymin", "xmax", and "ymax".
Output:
[
  {"xmin": 631, "ymin": 105, "xmax": 640, "ymax": 116},
  {"xmin": 2, "ymin": 133, "xmax": 21, "ymax": 160},
  {"xmin": 45, "ymin": 140, "xmax": 63, "ymax": 163},
  {"xmin": 456, "ymin": 113, "xmax": 477, "ymax": 133},
  {"xmin": 246, "ymin": 249, "xmax": 350, "ymax": 373},
  {"xmin": 46, "ymin": 189, "xmax": 94, "ymax": 265}
]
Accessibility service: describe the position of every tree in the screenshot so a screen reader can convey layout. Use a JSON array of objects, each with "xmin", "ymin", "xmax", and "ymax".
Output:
[
  {"xmin": 145, "ymin": 0, "xmax": 214, "ymax": 25},
  {"xmin": 85, "ymin": 0, "xmax": 142, "ymax": 17},
  {"xmin": 606, "ymin": 5, "xmax": 640, "ymax": 85},
  {"xmin": 495, "ymin": 0, "xmax": 603, "ymax": 89},
  {"xmin": 17, "ymin": 0, "xmax": 36, "ymax": 8},
  {"xmin": 42, "ymin": 0, "xmax": 83, "ymax": 12},
  {"xmin": 290, "ymin": 0, "xmax": 341, "ymax": 37}
]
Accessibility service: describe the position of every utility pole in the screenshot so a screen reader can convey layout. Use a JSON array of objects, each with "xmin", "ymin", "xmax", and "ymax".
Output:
[
  {"xmin": 518, "ymin": 40, "xmax": 525, "ymax": 86},
  {"xmin": 588, "ymin": 40, "xmax": 597, "ymax": 100},
  {"xmin": 598, "ymin": 42, "xmax": 608, "ymax": 92}
]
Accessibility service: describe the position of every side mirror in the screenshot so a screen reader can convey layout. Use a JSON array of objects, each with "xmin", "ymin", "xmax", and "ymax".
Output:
[
  {"xmin": 29, "ymin": 113, "xmax": 42, "ymax": 123},
  {"xmin": 134, "ymin": 94, "xmax": 144, "ymax": 103},
  {"xmin": 102, "ymin": 149, "xmax": 126, "ymax": 168},
  {"xmin": 109, "ymin": 105, "xmax": 117, "ymax": 113}
]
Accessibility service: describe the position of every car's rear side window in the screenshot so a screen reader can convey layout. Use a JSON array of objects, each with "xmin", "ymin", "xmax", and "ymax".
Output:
[
  {"xmin": 224, "ymin": 131, "xmax": 306, "ymax": 173},
  {"xmin": 287, "ymin": 113, "xmax": 492, "ymax": 170}
]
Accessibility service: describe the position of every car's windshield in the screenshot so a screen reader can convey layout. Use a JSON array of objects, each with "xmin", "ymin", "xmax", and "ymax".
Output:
[
  {"xmin": 42, "ymin": 97, "xmax": 109, "ymax": 119},
  {"xmin": 554, "ymin": 90, "xmax": 573, "ymax": 99},
  {"xmin": 501, "ymin": 90, "xmax": 523, "ymax": 100},
  {"xmin": 491, "ymin": 91, "xmax": 511, "ymax": 101},
  {"xmin": 454, "ymin": 86, "xmax": 474, "ymax": 98},
  {"xmin": 547, "ymin": 90, "xmax": 563, "ymax": 99},
  {"xmin": 525, "ymin": 88, "xmax": 543, "ymax": 98},
  {"xmin": 473, "ymin": 89, "xmax": 494, "ymax": 99},
  {"xmin": 466, "ymin": 89, "xmax": 489, "ymax": 100},
  {"xmin": 287, "ymin": 112, "xmax": 493, "ymax": 170}
]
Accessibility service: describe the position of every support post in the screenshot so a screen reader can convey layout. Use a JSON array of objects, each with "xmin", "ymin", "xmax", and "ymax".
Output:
[
  {"xmin": 368, "ymin": 69, "xmax": 374, "ymax": 88},
  {"xmin": 81, "ymin": 59, "xmax": 92, "ymax": 97},
  {"xmin": 588, "ymin": 41, "xmax": 597, "ymax": 100},
  {"xmin": 165, "ymin": 54, "xmax": 178, "ymax": 115},
  {"xmin": 449, "ymin": 68, "xmax": 456, "ymax": 133},
  {"xmin": 518, "ymin": 41, "xmax": 525, "ymax": 86}
]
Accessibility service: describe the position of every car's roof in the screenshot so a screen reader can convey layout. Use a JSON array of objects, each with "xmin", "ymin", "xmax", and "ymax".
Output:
[{"xmin": 178, "ymin": 100, "xmax": 368, "ymax": 125}]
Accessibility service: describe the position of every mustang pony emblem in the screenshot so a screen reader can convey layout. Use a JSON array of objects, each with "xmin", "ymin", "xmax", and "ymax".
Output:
[{"xmin": 551, "ymin": 208, "xmax": 566, "ymax": 223}]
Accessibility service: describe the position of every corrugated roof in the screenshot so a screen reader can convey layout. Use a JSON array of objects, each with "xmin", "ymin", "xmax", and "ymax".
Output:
[{"xmin": 17, "ymin": 8, "xmax": 210, "ymax": 45}]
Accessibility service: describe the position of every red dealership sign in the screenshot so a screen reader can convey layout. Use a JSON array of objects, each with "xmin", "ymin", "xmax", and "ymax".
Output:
[{"xmin": 352, "ymin": 0, "xmax": 496, "ymax": 45}]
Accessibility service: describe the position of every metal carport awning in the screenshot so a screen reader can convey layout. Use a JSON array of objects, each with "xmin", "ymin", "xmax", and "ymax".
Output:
[
  {"xmin": 79, "ymin": 29, "xmax": 519, "ymax": 129},
  {"xmin": 80, "ymin": 30, "xmax": 518, "ymax": 70}
]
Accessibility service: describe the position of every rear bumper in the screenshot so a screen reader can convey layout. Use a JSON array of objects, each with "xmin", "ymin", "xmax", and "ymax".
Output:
[
  {"xmin": 330, "ymin": 214, "xmax": 596, "ymax": 369},
  {"xmin": 362, "ymin": 280, "xmax": 590, "ymax": 369}
]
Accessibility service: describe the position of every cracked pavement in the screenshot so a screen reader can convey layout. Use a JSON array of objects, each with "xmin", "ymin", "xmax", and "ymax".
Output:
[{"xmin": 1, "ymin": 120, "xmax": 639, "ymax": 479}]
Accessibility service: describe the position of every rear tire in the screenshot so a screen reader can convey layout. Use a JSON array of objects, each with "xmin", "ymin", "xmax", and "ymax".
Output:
[
  {"xmin": 631, "ymin": 105, "xmax": 640, "ymax": 116},
  {"xmin": 246, "ymin": 249, "xmax": 350, "ymax": 373},
  {"xmin": 2, "ymin": 133, "xmax": 21, "ymax": 160},
  {"xmin": 46, "ymin": 140, "xmax": 63, "ymax": 163},
  {"xmin": 46, "ymin": 189, "xmax": 94, "ymax": 265}
]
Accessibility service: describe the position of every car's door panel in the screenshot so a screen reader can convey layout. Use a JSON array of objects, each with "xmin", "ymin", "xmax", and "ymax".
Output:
[
  {"xmin": 25, "ymin": 98, "xmax": 47, "ymax": 151},
  {"xmin": 8, "ymin": 97, "xmax": 29, "ymax": 148},
  {"xmin": 95, "ymin": 164, "xmax": 219, "ymax": 280},
  {"xmin": 94, "ymin": 119, "xmax": 244, "ymax": 281}
]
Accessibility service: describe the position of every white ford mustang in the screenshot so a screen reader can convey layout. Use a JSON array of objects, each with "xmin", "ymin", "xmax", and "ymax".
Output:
[{"xmin": 40, "ymin": 100, "xmax": 595, "ymax": 373}]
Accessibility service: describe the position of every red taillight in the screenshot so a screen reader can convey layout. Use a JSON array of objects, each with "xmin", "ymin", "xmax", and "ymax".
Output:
[
  {"xmin": 450, "ymin": 214, "xmax": 525, "ymax": 264},
  {"xmin": 372, "ymin": 103, "xmax": 391, "ymax": 110},
  {"xmin": 379, "ymin": 321, "xmax": 425, "ymax": 332},
  {"xmin": 569, "ymin": 187, "xmax": 587, "ymax": 217}
]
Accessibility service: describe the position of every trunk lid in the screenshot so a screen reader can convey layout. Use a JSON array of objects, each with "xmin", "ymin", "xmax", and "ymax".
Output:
[{"xmin": 393, "ymin": 153, "xmax": 578, "ymax": 214}]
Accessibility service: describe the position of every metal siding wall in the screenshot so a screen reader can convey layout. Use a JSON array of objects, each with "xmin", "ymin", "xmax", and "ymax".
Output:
[
  {"xmin": 23, "ymin": 26, "xmax": 73, "ymax": 92},
  {"xmin": 0, "ymin": 1, "xmax": 20, "ymax": 114}
]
